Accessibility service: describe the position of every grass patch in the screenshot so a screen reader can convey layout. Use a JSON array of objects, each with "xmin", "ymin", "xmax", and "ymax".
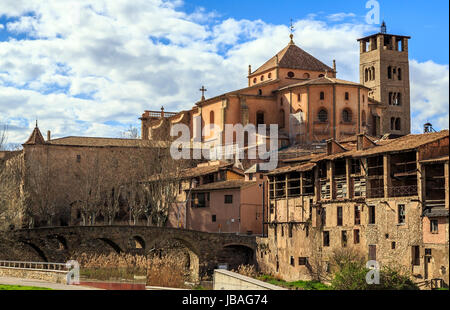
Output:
[
  {"xmin": 0, "ymin": 284, "xmax": 53, "ymax": 290},
  {"xmin": 257, "ymin": 275, "xmax": 329, "ymax": 290}
]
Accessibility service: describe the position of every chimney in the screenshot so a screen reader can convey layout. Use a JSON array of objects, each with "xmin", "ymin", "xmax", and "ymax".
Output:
[
  {"xmin": 333, "ymin": 59, "xmax": 336, "ymax": 72},
  {"xmin": 47, "ymin": 130, "xmax": 51, "ymax": 141},
  {"xmin": 248, "ymin": 65, "xmax": 252, "ymax": 76}
]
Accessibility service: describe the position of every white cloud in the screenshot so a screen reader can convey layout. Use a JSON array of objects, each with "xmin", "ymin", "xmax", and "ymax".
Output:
[
  {"xmin": 326, "ymin": 12, "xmax": 356, "ymax": 22},
  {"xmin": 0, "ymin": 2, "xmax": 447, "ymax": 144},
  {"xmin": 410, "ymin": 60, "xmax": 449, "ymax": 133}
]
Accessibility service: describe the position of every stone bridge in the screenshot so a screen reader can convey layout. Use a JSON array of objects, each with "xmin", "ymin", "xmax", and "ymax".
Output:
[{"xmin": 9, "ymin": 226, "xmax": 257, "ymax": 281}]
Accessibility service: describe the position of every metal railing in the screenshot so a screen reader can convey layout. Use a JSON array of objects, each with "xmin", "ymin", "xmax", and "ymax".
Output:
[
  {"xmin": 0, "ymin": 260, "xmax": 69, "ymax": 272},
  {"xmin": 389, "ymin": 185, "xmax": 418, "ymax": 197}
]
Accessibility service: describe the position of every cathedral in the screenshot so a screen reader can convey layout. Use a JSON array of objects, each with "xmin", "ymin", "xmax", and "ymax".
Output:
[{"xmin": 140, "ymin": 22, "xmax": 411, "ymax": 153}]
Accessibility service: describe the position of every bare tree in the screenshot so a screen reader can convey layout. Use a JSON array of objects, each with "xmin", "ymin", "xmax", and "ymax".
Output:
[{"xmin": 121, "ymin": 125, "xmax": 140, "ymax": 139}]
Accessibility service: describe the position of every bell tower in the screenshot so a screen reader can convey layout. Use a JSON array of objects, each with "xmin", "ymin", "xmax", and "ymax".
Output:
[{"xmin": 357, "ymin": 22, "xmax": 411, "ymax": 137}]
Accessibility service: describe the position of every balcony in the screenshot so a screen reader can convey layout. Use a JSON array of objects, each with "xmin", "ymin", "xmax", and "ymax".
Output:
[{"xmin": 367, "ymin": 185, "xmax": 418, "ymax": 198}]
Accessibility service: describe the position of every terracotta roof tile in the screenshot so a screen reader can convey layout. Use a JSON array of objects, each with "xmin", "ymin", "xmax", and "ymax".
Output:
[
  {"xmin": 23, "ymin": 127, "xmax": 46, "ymax": 145},
  {"xmin": 267, "ymin": 162, "xmax": 316, "ymax": 175},
  {"xmin": 46, "ymin": 136, "xmax": 170, "ymax": 148},
  {"xmin": 252, "ymin": 43, "xmax": 332, "ymax": 75},
  {"xmin": 191, "ymin": 180, "xmax": 255, "ymax": 191},
  {"xmin": 277, "ymin": 76, "xmax": 368, "ymax": 91},
  {"xmin": 352, "ymin": 130, "xmax": 449, "ymax": 157}
]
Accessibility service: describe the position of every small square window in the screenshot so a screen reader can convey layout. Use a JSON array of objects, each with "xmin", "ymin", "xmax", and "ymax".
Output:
[
  {"xmin": 425, "ymin": 248, "xmax": 432, "ymax": 255},
  {"xmin": 298, "ymin": 257, "xmax": 308, "ymax": 265},
  {"xmin": 391, "ymin": 242, "xmax": 396, "ymax": 249},
  {"xmin": 224, "ymin": 195, "xmax": 233, "ymax": 204}
]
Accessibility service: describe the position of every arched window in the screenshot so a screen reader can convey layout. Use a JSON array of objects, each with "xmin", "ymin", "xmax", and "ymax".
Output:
[
  {"xmin": 256, "ymin": 111, "xmax": 265, "ymax": 125},
  {"xmin": 268, "ymin": 72, "xmax": 272, "ymax": 79},
  {"xmin": 345, "ymin": 92, "xmax": 349, "ymax": 100},
  {"xmin": 388, "ymin": 66, "xmax": 392, "ymax": 79},
  {"xmin": 361, "ymin": 110, "xmax": 366, "ymax": 127},
  {"xmin": 371, "ymin": 66, "xmax": 375, "ymax": 80},
  {"xmin": 390, "ymin": 117, "xmax": 395, "ymax": 130},
  {"xmin": 287, "ymin": 71, "xmax": 295, "ymax": 78},
  {"xmin": 320, "ymin": 91, "xmax": 325, "ymax": 100},
  {"xmin": 260, "ymin": 75, "xmax": 264, "ymax": 81},
  {"xmin": 342, "ymin": 109, "xmax": 352, "ymax": 123},
  {"xmin": 395, "ymin": 118, "xmax": 401, "ymax": 130},
  {"xmin": 397, "ymin": 68, "xmax": 402, "ymax": 80},
  {"xmin": 362, "ymin": 94, "xmax": 365, "ymax": 103},
  {"xmin": 258, "ymin": 89, "xmax": 262, "ymax": 96},
  {"xmin": 279, "ymin": 109, "xmax": 285, "ymax": 128},
  {"xmin": 297, "ymin": 93, "xmax": 301, "ymax": 101},
  {"xmin": 318, "ymin": 109, "xmax": 328, "ymax": 122},
  {"xmin": 253, "ymin": 78, "xmax": 257, "ymax": 83},
  {"xmin": 365, "ymin": 68, "xmax": 368, "ymax": 82},
  {"xmin": 209, "ymin": 111, "xmax": 214, "ymax": 124},
  {"xmin": 303, "ymin": 73, "xmax": 310, "ymax": 79}
]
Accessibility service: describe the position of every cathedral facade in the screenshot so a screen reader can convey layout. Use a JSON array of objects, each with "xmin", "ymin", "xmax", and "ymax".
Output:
[{"xmin": 141, "ymin": 24, "xmax": 411, "ymax": 154}]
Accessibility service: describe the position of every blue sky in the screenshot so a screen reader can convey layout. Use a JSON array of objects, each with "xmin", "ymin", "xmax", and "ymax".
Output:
[
  {"xmin": 0, "ymin": 0, "xmax": 448, "ymax": 146},
  {"xmin": 182, "ymin": 0, "xmax": 449, "ymax": 64}
]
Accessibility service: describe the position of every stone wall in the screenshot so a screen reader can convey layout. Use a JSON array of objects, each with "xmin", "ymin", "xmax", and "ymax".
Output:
[
  {"xmin": 213, "ymin": 269, "xmax": 286, "ymax": 290},
  {"xmin": 0, "ymin": 266, "xmax": 68, "ymax": 284}
]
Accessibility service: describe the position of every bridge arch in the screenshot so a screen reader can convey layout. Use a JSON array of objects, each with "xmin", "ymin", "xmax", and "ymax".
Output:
[
  {"xmin": 130, "ymin": 235, "xmax": 145, "ymax": 250},
  {"xmin": 147, "ymin": 236, "xmax": 200, "ymax": 283},
  {"xmin": 97, "ymin": 238, "xmax": 123, "ymax": 254},
  {"xmin": 217, "ymin": 243, "xmax": 255, "ymax": 270},
  {"xmin": 20, "ymin": 241, "xmax": 48, "ymax": 262}
]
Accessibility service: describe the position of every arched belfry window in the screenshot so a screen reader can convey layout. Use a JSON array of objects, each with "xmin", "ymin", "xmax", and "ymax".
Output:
[
  {"xmin": 388, "ymin": 66, "xmax": 392, "ymax": 79},
  {"xmin": 279, "ymin": 109, "xmax": 285, "ymax": 128},
  {"xmin": 391, "ymin": 117, "xmax": 395, "ymax": 130},
  {"xmin": 365, "ymin": 68, "xmax": 368, "ymax": 82},
  {"xmin": 395, "ymin": 118, "xmax": 401, "ymax": 130},
  {"xmin": 256, "ymin": 111, "xmax": 265, "ymax": 125},
  {"xmin": 397, "ymin": 68, "xmax": 402, "ymax": 80},
  {"xmin": 371, "ymin": 66, "xmax": 375, "ymax": 80},
  {"xmin": 320, "ymin": 91, "xmax": 325, "ymax": 100},
  {"xmin": 318, "ymin": 109, "xmax": 328, "ymax": 122},
  {"xmin": 342, "ymin": 109, "xmax": 352, "ymax": 123}
]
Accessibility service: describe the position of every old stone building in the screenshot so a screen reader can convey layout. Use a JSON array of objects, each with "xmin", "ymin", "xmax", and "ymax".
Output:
[
  {"xmin": 1, "ymin": 125, "xmax": 181, "ymax": 228},
  {"xmin": 257, "ymin": 130, "xmax": 449, "ymax": 288}
]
